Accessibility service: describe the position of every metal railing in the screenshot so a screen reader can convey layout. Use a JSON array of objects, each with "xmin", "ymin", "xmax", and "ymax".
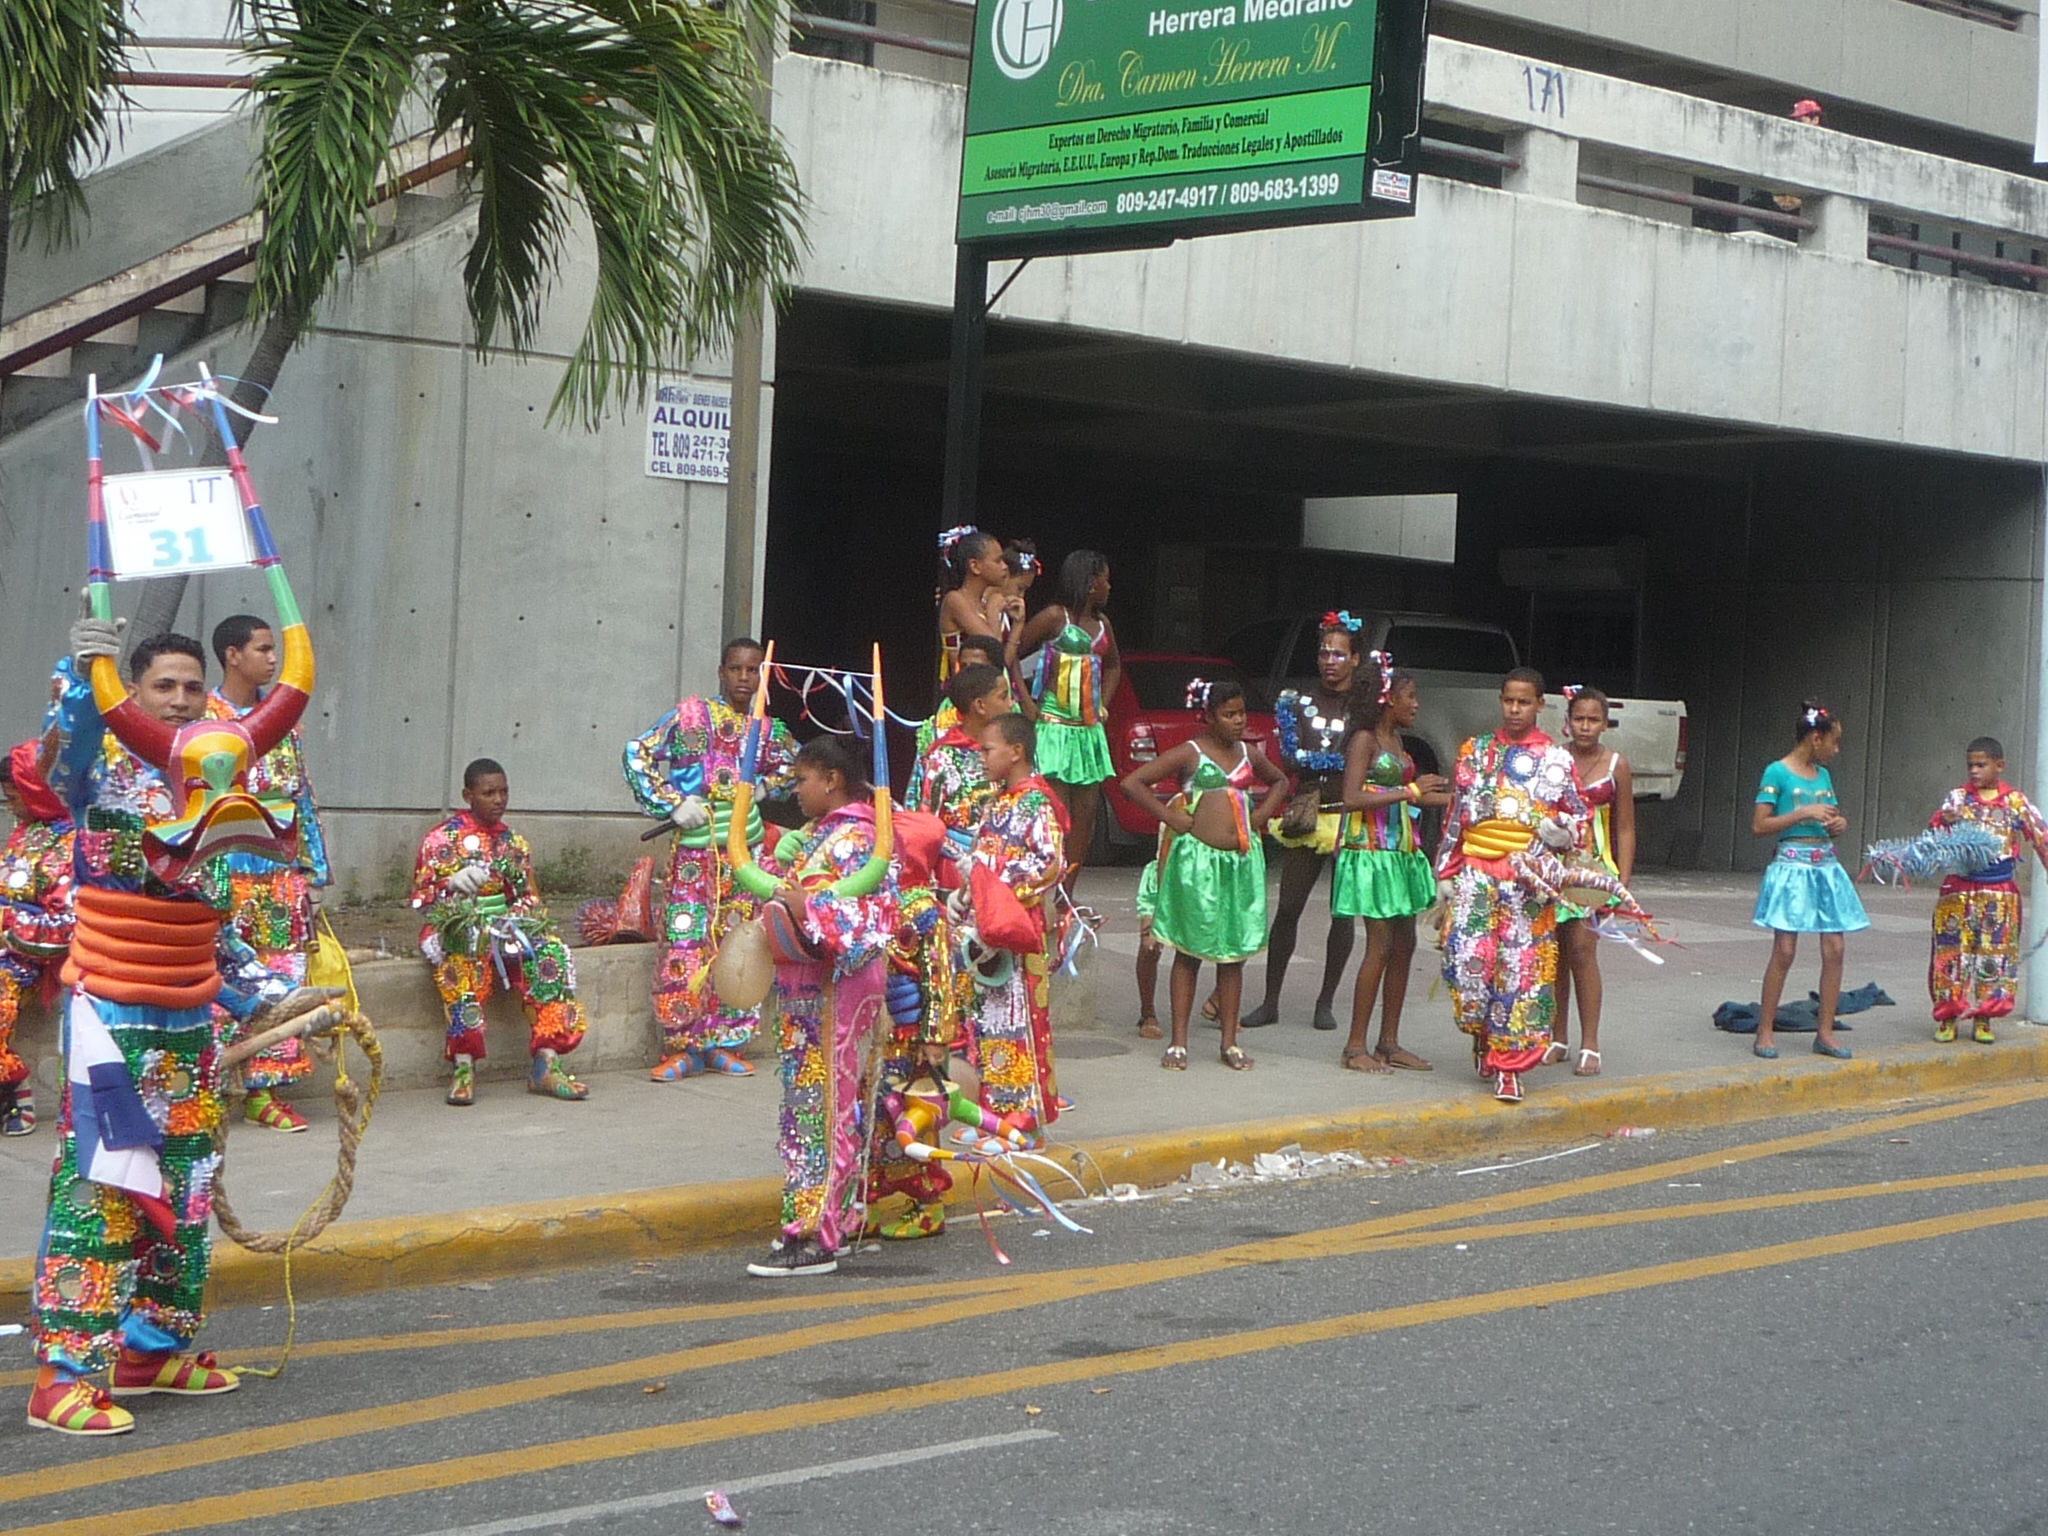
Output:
[{"xmin": 1578, "ymin": 171, "xmax": 1815, "ymax": 233}]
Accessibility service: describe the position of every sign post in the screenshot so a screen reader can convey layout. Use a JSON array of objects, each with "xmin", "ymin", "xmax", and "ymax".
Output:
[{"xmin": 938, "ymin": 0, "xmax": 1429, "ymax": 534}]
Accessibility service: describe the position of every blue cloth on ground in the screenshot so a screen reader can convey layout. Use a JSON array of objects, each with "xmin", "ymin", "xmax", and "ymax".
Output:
[{"xmin": 1713, "ymin": 981, "xmax": 1894, "ymax": 1034}]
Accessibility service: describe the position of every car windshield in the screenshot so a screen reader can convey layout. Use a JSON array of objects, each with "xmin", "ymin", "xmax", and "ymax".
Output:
[
  {"xmin": 1126, "ymin": 660, "xmax": 1245, "ymax": 711},
  {"xmin": 1384, "ymin": 624, "xmax": 1517, "ymax": 676}
]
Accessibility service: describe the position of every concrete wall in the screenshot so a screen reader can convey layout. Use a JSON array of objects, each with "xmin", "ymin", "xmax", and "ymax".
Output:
[
  {"xmin": 1442, "ymin": 0, "xmax": 2040, "ymax": 151},
  {"xmin": 0, "ymin": 208, "xmax": 753, "ymax": 896},
  {"xmin": 774, "ymin": 39, "xmax": 2048, "ymax": 465}
]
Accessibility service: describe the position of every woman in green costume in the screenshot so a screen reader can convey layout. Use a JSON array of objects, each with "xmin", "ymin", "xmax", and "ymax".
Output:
[
  {"xmin": 1120, "ymin": 680, "xmax": 1289, "ymax": 1071},
  {"xmin": 1011, "ymin": 550, "xmax": 1120, "ymax": 892},
  {"xmin": 1335, "ymin": 667, "xmax": 1451, "ymax": 1074}
]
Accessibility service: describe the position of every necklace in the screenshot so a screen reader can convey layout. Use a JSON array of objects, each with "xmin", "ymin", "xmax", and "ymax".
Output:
[{"xmin": 1279, "ymin": 690, "xmax": 1349, "ymax": 773}]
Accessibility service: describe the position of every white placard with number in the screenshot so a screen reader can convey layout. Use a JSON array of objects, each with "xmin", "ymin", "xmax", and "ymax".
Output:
[{"xmin": 102, "ymin": 469, "xmax": 254, "ymax": 580}]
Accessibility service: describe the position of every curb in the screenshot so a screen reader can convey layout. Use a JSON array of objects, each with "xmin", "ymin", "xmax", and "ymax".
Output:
[{"xmin": 5, "ymin": 1035, "xmax": 2043, "ymax": 1316}]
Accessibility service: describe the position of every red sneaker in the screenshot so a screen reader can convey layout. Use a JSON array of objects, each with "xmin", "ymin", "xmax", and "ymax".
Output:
[
  {"xmin": 1493, "ymin": 1070, "xmax": 1524, "ymax": 1104},
  {"xmin": 110, "ymin": 1349, "xmax": 239, "ymax": 1398}
]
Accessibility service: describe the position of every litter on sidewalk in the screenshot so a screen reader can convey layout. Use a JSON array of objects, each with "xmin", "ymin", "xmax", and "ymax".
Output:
[{"xmin": 1182, "ymin": 1144, "xmax": 1404, "ymax": 1189}]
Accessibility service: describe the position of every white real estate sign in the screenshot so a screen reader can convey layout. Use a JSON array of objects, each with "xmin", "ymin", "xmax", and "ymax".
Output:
[{"xmin": 645, "ymin": 379, "xmax": 732, "ymax": 484}]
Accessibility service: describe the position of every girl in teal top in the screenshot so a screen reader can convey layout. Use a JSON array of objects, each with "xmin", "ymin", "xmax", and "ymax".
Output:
[{"xmin": 1749, "ymin": 698, "xmax": 1868, "ymax": 1064}]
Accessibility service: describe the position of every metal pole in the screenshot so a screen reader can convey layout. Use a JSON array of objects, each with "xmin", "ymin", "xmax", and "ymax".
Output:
[
  {"xmin": 2030, "ymin": 466, "xmax": 2048, "ymax": 1021},
  {"xmin": 940, "ymin": 246, "xmax": 989, "ymax": 530}
]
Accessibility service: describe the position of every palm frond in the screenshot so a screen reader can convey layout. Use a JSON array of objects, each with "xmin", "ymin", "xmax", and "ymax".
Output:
[{"xmin": 0, "ymin": 0, "xmax": 133, "ymax": 245}]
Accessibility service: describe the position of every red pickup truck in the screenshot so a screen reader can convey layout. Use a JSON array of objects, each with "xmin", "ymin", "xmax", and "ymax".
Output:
[{"xmin": 1098, "ymin": 653, "xmax": 1281, "ymax": 855}]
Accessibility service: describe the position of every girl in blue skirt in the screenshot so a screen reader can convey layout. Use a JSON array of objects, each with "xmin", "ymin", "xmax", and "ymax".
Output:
[{"xmin": 1751, "ymin": 698, "xmax": 1868, "ymax": 1061}]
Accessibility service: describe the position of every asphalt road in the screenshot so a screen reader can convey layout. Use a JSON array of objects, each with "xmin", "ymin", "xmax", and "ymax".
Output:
[{"xmin": 6, "ymin": 1083, "xmax": 2048, "ymax": 1535}]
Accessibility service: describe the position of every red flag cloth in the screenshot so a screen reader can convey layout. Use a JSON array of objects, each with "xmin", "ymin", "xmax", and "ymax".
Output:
[{"xmin": 970, "ymin": 860, "xmax": 1045, "ymax": 954}]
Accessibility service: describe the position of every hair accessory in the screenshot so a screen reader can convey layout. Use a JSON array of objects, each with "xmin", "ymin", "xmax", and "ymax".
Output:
[
  {"xmin": 938, "ymin": 525, "xmax": 980, "ymax": 558},
  {"xmin": 1320, "ymin": 609, "xmax": 1363, "ymax": 635},
  {"xmin": 1369, "ymin": 649, "xmax": 1395, "ymax": 705},
  {"xmin": 1013, "ymin": 551, "xmax": 1038, "ymax": 572},
  {"xmin": 1802, "ymin": 705, "xmax": 1830, "ymax": 730},
  {"xmin": 1185, "ymin": 677, "xmax": 1214, "ymax": 711},
  {"xmin": 1561, "ymin": 684, "xmax": 1584, "ymax": 702}
]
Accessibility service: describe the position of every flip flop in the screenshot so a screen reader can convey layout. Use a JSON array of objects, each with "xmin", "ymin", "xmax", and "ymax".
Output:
[
  {"xmin": 1341, "ymin": 1048, "xmax": 1392, "ymax": 1073},
  {"xmin": 1376, "ymin": 1046, "xmax": 1433, "ymax": 1072},
  {"xmin": 1574, "ymin": 1049, "xmax": 1602, "ymax": 1077},
  {"xmin": 1219, "ymin": 1045, "xmax": 1255, "ymax": 1071}
]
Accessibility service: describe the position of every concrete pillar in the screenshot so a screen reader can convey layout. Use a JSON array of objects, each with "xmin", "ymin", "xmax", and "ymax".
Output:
[
  {"xmin": 1806, "ymin": 194, "xmax": 1869, "ymax": 260},
  {"xmin": 1503, "ymin": 128, "xmax": 1579, "ymax": 202}
]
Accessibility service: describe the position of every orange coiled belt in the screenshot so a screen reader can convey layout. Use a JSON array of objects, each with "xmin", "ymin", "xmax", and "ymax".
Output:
[{"xmin": 61, "ymin": 886, "xmax": 223, "ymax": 1008}]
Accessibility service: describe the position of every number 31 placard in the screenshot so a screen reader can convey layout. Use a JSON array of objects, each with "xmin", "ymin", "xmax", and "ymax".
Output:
[{"xmin": 102, "ymin": 469, "xmax": 254, "ymax": 580}]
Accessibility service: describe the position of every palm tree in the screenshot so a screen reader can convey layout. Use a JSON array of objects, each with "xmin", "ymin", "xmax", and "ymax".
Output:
[
  {"xmin": 0, "ymin": 0, "xmax": 131, "ymax": 328},
  {"xmin": 130, "ymin": 0, "xmax": 804, "ymax": 636}
]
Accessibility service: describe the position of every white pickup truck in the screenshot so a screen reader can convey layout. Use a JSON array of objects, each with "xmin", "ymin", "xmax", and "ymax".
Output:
[{"xmin": 1223, "ymin": 610, "xmax": 1689, "ymax": 813}]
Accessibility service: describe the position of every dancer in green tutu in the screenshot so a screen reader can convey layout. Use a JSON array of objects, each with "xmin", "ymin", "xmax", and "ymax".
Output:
[
  {"xmin": 1012, "ymin": 550, "xmax": 1120, "ymax": 893},
  {"xmin": 1120, "ymin": 680, "xmax": 1288, "ymax": 1071},
  {"xmin": 1334, "ymin": 662, "xmax": 1450, "ymax": 1074}
]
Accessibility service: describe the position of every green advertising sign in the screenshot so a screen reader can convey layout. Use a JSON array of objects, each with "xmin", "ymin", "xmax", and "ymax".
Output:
[{"xmin": 958, "ymin": 0, "xmax": 1428, "ymax": 251}]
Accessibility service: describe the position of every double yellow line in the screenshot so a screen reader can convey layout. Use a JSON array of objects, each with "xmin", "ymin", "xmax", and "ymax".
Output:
[{"xmin": 8, "ymin": 1082, "xmax": 2045, "ymax": 1536}]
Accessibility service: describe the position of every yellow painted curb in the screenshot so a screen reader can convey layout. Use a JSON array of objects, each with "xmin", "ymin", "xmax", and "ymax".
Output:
[{"xmin": 3, "ymin": 1035, "xmax": 2042, "ymax": 1317}]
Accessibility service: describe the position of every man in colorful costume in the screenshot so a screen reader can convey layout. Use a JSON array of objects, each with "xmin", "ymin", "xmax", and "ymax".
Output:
[
  {"xmin": 622, "ymin": 637, "xmax": 795, "ymax": 1081},
  {"xmin": 205, "ymin": 613, "xmax": 330, "ymax": 1132},
  {"xmin": 1, "ymin": 739, "xmax": 76, "ymax": 1137},
  {"xmin": 1435, "ymin": 668, "xmax": 1587, "ymax": 1105},
  {"xmin": 962, "ymin": 713, "xmax": 1068, "ymax": 1135},
  {"xmin": 412, "ymin": 759, "xmax": 588, "ymax": 1106},
  {"xmin": 28, "ymin": 614, "xmax": 311, "ymax": 1436},
  {"xmin": 864, "ymin": 810, "xmax": 960, "ymax": 1240}
]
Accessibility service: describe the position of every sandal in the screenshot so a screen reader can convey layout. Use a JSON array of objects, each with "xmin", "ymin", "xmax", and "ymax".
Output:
[
  {"xmin": 1220, "ymin": 1045, "xmax": 1255, "ymax": 1072},
  {"xmin": 446, "ymin": 1061, "xmax": 475, "ymax": 1106},
  {"xmin": 1376, "ymin": 1045, "xmax": 1433, "ymax": 1072},
  {"xmin": 529, "ymin": 1054, "xmax": 591, "ymax": 1100},
  {"xmin": 1160, "ymin": 1046, "xmax": 1188, "ymax": 1071},
  {"xmin": 1341, "ymin": 1047, "xmax": 1392, "ymax": 1073},
  {"xmin": 1574, "ymin": 1048, "xmax": 1602, "ymax": 1077},
  {"xmin": 705, "ymin": 1047, "xmax": 754, "ymax": 1077},
  {"xmin": 1136, "ymin": 1014, "xmax": 1164, "ymax": 1040},
  {"xmin": 1199, "ymin": 995, "xmax": 1221, "ymax": 1022},
  {"xmin": 1541, "ymin": 1042, "xmax": 1569, "ymax": 1066}
]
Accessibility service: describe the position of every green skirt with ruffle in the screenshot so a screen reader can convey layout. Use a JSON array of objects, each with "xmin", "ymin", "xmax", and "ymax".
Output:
[
  {"xmin": 1036, "ymin": 720, "xmax": 1113, "ymax": 786},
  {"xmin": 1332, "ymin": 847, "xmax": 1436, "ymax": 920}
]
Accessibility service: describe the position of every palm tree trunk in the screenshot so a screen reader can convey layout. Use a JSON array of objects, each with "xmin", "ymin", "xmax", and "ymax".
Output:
[{"xmin": 127, "ymin": 303, "xmax": 305, "ymax": 643}]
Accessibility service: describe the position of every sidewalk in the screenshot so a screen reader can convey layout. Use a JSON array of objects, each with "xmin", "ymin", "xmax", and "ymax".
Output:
[{"xmin": 0, "ymin": 869, "xmax": 2013, "ymax": 1259}]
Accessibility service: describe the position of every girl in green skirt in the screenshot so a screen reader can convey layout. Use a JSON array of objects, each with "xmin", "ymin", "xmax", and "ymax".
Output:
[
  {"xmin": 1012, "ymin": 551, "xmax": 1121, "ymax": 893},
  {"xmin": 1121, "ymin": 680, "xmax": 1289, "ymax": 1071},
  {"xmin": 1335, "ymin": 667, "xmax": 1451, "ymax": 1073}
]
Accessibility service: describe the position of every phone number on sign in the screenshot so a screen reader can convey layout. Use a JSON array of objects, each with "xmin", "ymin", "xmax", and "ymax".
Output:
[{"xmin": 1113, "ymin": 172, "xmax": 1345, "ymax": 216}]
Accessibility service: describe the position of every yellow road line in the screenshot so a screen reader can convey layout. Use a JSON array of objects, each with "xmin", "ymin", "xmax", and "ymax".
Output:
[
  {"xmin": 0, "ymin": 1276, "xmax": 1032, "ymax": 1392},
  {"xmin": 20, "ymin": 1192, "xmax": 2048, "ymax": 1536},
  {"xmin": 1, "ymin": 1081, "xmax": 2033, "ymax": 1507}
]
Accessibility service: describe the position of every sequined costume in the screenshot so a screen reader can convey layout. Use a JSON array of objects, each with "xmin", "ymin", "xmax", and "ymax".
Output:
[
  {"xmin": 622, "ymin": 696, "xmax": 795, "ymax": 1055},
  {"xmin": 1033, "ymin": 617, "xmax": 1113, "ymax": 787},
  {"xmin": 1332, "ymin": 745, "xmax": 1434, "ymax": 921},
  {"xmin": 203, "ymin": 691, "xmax": 329, "ymax": 1090},
  {"xmin": 1272, "ymin": 688, "xmax": 1354, "ymax": 856},
  {"xmin": 866, "ymin": 877, "xmax": 955, "ymax": 1219},
  {"xmin": 903, "ymin": 701, "xmax": 960, "ymax": 807},
  {"xmin": 763, "ymin": 805, "xmax": 898, "ymax": 1252},
  {"xmin": 411, "ymin": 812, "xmax": 586, "ymax": 1063},
  {"xmin": 0, "ymin": 748, "xmax": 73, "ymax": 1096},
  {"xmin": 1557, "ymin": 751, "xmax": 1622, "ymax": 924},
  {"xmin": 913, "ymin": 726, "xmax": 994, "ymax": 875},
  {"xmin": 965, "ymin": 778, "xmax": 1067, "ymax": 1129},
  {"xmin": 1435, "ymin": 730, "xmax": 1586, "ymax": 1074},
  {"xmin": 1927, "ymin": 782, "xmax": 2048, "ymax": 1025},
  {"xmin": 32, "ymin": 660, "xmax": 290, "ymax": 1374}
]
